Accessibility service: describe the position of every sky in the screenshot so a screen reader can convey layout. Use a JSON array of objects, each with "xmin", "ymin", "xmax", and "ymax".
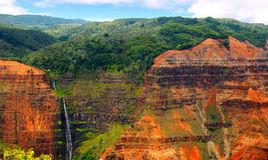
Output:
[{"xmin": 0, "ymin": 0, "xmax": 267, "ymax": 24}]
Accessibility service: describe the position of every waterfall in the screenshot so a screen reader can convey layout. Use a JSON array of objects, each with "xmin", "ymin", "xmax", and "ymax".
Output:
[
  {"xmin": 52, "ymin": 80, "xmax": 73, "ymax": 160},
  {"xmin": 52, "ymin": 80, "xmax": 56, "ymax": 91},
  {"xmin": 63, "ymin": 98, "xmax": 73, "ymax": 160}
]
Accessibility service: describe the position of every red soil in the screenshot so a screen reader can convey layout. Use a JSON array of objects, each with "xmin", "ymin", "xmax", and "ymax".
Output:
[
  {"xmin": 0, "ymin": 60, "xmax": 58, "ymax": 155},
  {"xmin": 246, "ymin": 88, "xmax": 268, "ymax": 102},
  {"xmin": 0, "ymin": 60, "xmax": 44, "ymax": 75},
  {"xmin": 104, "ymin": 37, "xmax": 268, "ymax": 159},
  {"xmin": 179, "ymin": 145, "xmax": 202, "ymax": 160},
  {"xmin": 228, "ymin": 36, "xmax": 264, "ymax": 58},
  {"xmin": 203, "ymin": 87, "xmax": 217, "ymax": 108},
  {"xmin": 172, "ymin": 111, "xmax": 193, "ymax": 134},
  {"xmin": 152, "ymin": 36, "xmax": 264, "ymax": 70},
  {"xmin": 103, "ymin": 114, "xmax": 178, "ymax": 159}
]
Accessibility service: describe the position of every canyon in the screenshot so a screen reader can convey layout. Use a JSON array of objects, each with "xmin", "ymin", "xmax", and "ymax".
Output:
[
  {"xmin": 102, "ymin": 37, "xmax": 268, "ymax": 160},
  {"xmin": 0, "ymin": 36, "xmax": 267, "ymax": 160}
]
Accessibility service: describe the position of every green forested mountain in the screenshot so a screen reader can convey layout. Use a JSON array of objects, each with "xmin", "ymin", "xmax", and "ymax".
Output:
[
  {"xmin": 0, "ymin": 14, "xmax": 87, "ymax": 28},
  {"xmin": 0, "ymin": 14, "xmax": 88, "ymax": 41},
  {"xmin": 25, "ymin": 17, "xmax": 268, "ymax": 83},
  {"xmin": 42, "ymin": 24, "xmax": 83, "ymax": 40},
  {"xmin": 58, "ymin": 17, "xmax": 268, "ymax": 46},
  {"xmin": 0, "ymin": 24, "xmax": 56, "ymax": 58}
]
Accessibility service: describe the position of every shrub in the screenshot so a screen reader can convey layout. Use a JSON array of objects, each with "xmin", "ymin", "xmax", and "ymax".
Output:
[{"xmin": 3, "ymin": 148, "xmax": 52, "ymax": 160}]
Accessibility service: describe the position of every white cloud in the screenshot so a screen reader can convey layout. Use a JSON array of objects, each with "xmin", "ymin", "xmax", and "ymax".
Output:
[
  {"xmin": 0, "ymin": 0, "xmax": 28, "ymax": 15},
  {"xmin": 188, "ymin": 0, "xmax": 268, "ymax": 24},
  {"xmin": 35, "ymin": 0, "xmax": 53, "ymax": 8},
  {"xmin": 32, "ymin": 0, "xmax": 268, "ymax": 24}
]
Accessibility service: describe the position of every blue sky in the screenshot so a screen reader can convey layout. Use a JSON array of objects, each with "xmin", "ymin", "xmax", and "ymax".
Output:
[
  {"xmin": 20, "ymin": 2, "xmax": 191, "ymax": 21},
  {"xmin": 0, "ymin": 0, "xmax": 267, "ymax": 24}
]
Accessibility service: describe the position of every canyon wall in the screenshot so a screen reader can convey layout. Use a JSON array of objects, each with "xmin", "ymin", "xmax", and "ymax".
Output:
[
  {"xmin": 0, "ymin": 60, "xmax": 58, "ymax": 155},
  {"xmin": 103, "ymin": 37, "xmax": 268, "ymax": 160},
  {"xmin": 64, "ymin": 72, "xmax": 138, "ymax": 155}
]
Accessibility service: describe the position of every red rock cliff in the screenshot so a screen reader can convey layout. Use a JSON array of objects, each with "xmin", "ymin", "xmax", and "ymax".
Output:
[
  {"xmin": 103, "ymin": 37, "xmax": 268, "ymax": 160},
  {"xmin": 0, "ymin": 60, "xmax": 58, "ymax": 155}
]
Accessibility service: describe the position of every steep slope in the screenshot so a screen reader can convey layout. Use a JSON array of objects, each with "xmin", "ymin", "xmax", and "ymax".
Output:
[
  {"xmin": 102, "ymin": 37, "xmax": 268, "ymax": 160},
  {"xmin": 63, "ymin": 72, "xmax": 139, "ymax": 159},
  {"xmin": 0, "ymin": 60, "xmax": 58, "ymax": 155},
  {"xmin": 0, "ymin": 24, "xmax": 56, "ymax": 58}
]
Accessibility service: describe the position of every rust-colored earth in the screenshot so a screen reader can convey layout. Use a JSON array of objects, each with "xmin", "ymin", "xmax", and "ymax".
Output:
[
  {"xmin": 102, "ymin": 37, "xmax": 268, "ymax": 160},
  {"xmin": 0, "ymin": 60, "xmax": 58, "ymax": 155}
]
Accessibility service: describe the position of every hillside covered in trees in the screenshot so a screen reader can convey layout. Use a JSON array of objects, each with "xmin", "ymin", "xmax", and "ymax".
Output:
[
  {"xmin": 0, "ymin": 24, "xmax": 56, "ymax": 58},
  {"xmin": 25, "ymin": 17, "xmax": 268, "ymax": 83},
  {"xmin": 0, "ymin": 16, "xmax": 267, "ymax": 82}
]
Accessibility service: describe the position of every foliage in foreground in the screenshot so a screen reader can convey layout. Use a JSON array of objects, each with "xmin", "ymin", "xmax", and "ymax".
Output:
[
  {"xmin": 3, "ymin": 148, "xmax": 52, "ymax": 160},
  {"xmin": 0, "ymin": 142, "xmax": 51, "ymax": 160}
]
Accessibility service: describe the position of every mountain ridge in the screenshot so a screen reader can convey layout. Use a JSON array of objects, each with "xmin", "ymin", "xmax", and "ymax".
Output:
[{"xmin": 0, "ymin": 14, "xmax": 87, "ymax": 28}]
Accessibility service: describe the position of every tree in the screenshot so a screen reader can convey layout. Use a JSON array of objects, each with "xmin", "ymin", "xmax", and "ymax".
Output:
[{"xmin": 3, "ymin": 148, "xmax": 52, "ymax": 160}]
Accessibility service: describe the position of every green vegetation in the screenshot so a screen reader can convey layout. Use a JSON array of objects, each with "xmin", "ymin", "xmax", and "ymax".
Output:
[
  {"xmin": 54, "ymin": 87, "xmax": 72, "ymax": 98},
  {"xmin": 25, "ymin": 17, "xmax": 268, "ymax": 84},
  {"xmin": 0, "ymin": 141, "xmax": 51, "ymax": 160},
  {"xmin": 0, "ymin": 84, "xmax": 6, "ymax": 106},
  {"xmin": 78, "ymin": 124, "xmax": 130, "ymax": 160},
  {"xmin": 0, "ymin": 14, "xmax": 86, "ymax": 28},
  {"xmin": 0, "ymin": 141, "xmax": 7, "ymax": 158},
  {"xmin": 71, "ymin": 80, "xmax": 108, "ymax": 99},
  {"xmin": 153, "ymin": 109, "xmax": 190, "ymax": 137},
  {"xmin": 0, "ymin": 141, "xmax": 7, "ymax": 151},
  {"xmin": 43, "ymin": 24, "xmax": 82, "ymax": 40},
  {"xmin": 0, "ymin": 24, "xmax": 55, "ymax": 58},
  {"xmin": 68, "ymin": 72, "xmax": 139, "ymax": 115},
  {"xmin": 198, "ymin": 142, "xmax": 210, "ymax": 160},
  {"xmin": 0, "ymin": 16, "xmax": 267, "ymax": 83},
  {"xmin": 45, "ymin": 70, "xmax": 60, "ymax": 80},
  {"xmin": 206, "ymin": 105, "xmax": 221, "ymax": 123},
  {"xmin": 3, "ymin": 148, "xmax": 52, "ymax": 160}
]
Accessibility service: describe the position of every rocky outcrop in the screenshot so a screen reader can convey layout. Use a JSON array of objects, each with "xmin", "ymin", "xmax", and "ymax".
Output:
[
  {"xmin": 0, "ymin": 60, "xmax": 58, "ymax": 155},
  {"xmin": 103, "ymin": 37, "xmax": 268, "ymax": 159}
]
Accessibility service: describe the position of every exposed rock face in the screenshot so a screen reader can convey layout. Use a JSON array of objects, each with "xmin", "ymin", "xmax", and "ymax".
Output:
[
  {"xmin": 0, "ymin": 60, "xmax": 58, "ymax": 155},
  {"xmin": 103, "ymin": 37, "xmax": 268, "ymax": 159},
  {"xmin": 106, "ymin": 114, "xmax": 178, "ymax": 159},
  {"xmin": 66, "ymin": 72, "xmax": 138, "ymax": 149}
]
